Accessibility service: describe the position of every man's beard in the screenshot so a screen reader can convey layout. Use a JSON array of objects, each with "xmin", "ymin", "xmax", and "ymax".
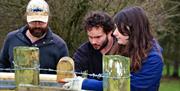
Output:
[
  {"xmin": 92, "ymin": 36, "xmax": 108, "ymax": 51},
  {"xmin": 28, "ymin": 25, "xmax": 48, "ymax": 38},
  {"xmin": 98, "ymin": 37, "xmax": 108, "ymax": 51}
]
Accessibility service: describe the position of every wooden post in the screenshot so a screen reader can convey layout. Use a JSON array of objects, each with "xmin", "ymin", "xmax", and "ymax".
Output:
[
  {"xmin": 56, "ymin": 57, "xmax": 74, "ymax": 83},
  {"xmin": 13, "ymin": 46, "xmax": 39, "ymax": 90},
  {"xmin": 103, "ymin": 55, "xmax": 130, "ymax": 91}
]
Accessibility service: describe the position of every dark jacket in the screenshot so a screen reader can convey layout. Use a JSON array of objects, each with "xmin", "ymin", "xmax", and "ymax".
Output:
[
  {"xmin": 74, "ymin": 40, "xmax": 163, "ymax": 91},
  {"xmin": 0, "ymin": 25, "xmax": 68, "ymax": 74},
  {"xmin": 73, "ymin": 38, "xmax": 119, "ymax": 91},
  {"xmin": 73, "ymin": 42, "xmax": 103, "ymax": 80}
]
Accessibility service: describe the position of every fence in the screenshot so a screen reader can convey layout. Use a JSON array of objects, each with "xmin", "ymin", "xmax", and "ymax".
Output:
[{"xmin": 0, "ymin": 47, "xmax": 130, "ymax": 91}]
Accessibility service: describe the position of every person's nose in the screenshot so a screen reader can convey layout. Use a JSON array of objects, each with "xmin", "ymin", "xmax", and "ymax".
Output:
[
  {"xmin": 113, "ymin": 28, "xmax": 118, "ymax": 37},
  {"xmin": 91, "ymin": 38, "xmax": 97, "ymax": 44}
]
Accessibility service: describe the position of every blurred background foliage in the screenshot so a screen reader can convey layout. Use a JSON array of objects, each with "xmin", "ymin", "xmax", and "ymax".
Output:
[{"xmin": 0, "ymin": 0, "xmax": 180, "ymax": 83}]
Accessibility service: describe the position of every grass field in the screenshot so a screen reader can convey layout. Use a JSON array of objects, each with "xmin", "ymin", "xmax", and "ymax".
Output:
[
  {"xmin": 160, "ymin": 65, "xmax": 180, "ymax": 91},
  {"xmin": 159, "ymin": 77, "xmax": 180, "ymax": 91}
]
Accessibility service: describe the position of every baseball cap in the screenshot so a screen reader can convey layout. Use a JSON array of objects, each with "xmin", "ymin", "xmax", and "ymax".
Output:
[{"xmin": 26, "ymin": 0, "xmax": 49, "ymax": 23}]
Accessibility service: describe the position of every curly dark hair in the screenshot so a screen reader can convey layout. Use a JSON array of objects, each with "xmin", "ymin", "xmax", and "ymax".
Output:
[{"xmin": 83, "ymin": 11, "xmax": 115, "ymax": 34}]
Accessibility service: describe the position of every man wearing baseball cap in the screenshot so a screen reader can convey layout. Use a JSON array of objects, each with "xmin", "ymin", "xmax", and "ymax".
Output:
[{"xmin": 0, "ymin": 0, "xmax": 68, "ymax": 74}]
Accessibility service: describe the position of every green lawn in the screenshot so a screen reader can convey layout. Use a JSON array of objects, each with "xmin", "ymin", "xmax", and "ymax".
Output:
[
  {"xmin": 159, "ymin": 77, "xmax": 180, "ymax": 91},
  {"xmin": 160, "ymin": 64, "xmax": 180, "ymax": 91}
]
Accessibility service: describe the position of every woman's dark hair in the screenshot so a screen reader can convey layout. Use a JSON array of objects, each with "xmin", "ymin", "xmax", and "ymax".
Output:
[
  {"xmin": 114, "ymin": 6, "xmax": 153, "ymax": 72},
  {"xmin": 83, "ymin": 11, "xmax": 115, "ymax": 34}
]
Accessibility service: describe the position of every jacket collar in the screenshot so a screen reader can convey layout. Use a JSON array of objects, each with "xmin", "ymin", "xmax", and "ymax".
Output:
[{"xmin": 16, "ymin": 25, "xmax": 53, "ymax": 45}]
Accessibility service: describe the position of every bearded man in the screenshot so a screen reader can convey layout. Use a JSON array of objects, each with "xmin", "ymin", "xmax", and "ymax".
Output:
[
  {"xmin": 0, "ymin": 0, "xmax": 68, "ymax": 74},
  {"xmin": 62, "ymin": 11, "xmax": 118, "ymax": 91}
]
